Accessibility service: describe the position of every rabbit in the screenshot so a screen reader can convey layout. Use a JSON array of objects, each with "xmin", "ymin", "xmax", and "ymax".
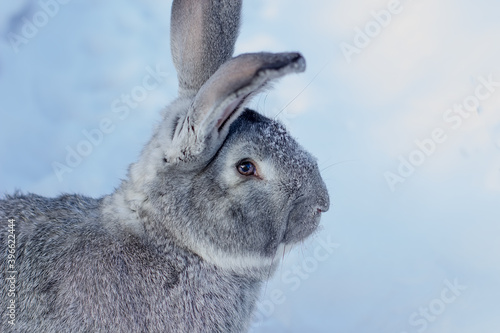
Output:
[{"xmin": 0, "ymin": 0, "xmax": 330, "ymax": 332}]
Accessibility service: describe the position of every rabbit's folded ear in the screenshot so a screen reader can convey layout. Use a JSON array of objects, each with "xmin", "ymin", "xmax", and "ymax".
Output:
[
  {"xmin": 165, "ymin": 52, "xmax": 306, "ymax": 165},
  {"xmin": 171, "ymin": 0, "xmax": 242, "ymax": 97}
]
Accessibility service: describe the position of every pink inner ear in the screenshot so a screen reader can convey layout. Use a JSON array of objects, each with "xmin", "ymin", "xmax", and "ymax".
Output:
[{"xmin": 216, "ymin": 96, "xmax": 245, "ymax": 129}]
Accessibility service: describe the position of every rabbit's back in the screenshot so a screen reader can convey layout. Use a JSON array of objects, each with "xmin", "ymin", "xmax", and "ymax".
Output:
[
  {"xmin": 0, "ymin": 193, "xmax": 125, "ymax": 331},
  {"xmin": 0, "ymin": 194, "xmax": 260, "ymax": 332},
  {"xmin": 0, "ymin": 194, "xmax": 104, "ymax": 282}
]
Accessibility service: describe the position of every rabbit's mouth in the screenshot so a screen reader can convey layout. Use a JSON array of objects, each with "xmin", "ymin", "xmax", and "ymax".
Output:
[{"xmin": 282, "ymin": 198, "xmax": 328, "ymax": 244}]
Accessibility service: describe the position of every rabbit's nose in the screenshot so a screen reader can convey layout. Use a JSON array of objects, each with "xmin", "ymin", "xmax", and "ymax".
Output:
[
  {"xmin": 315, "ymin": 181, "xmax": 330, "ymax": 214},
  {"xmin": 315, "ymin": 196, "xmax": 330, "ymax": 214}
]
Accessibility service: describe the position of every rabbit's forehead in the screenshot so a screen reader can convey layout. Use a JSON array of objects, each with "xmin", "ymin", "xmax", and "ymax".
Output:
[{"xmin": 228, "ymin": 118, "xmax": 317, "ymax": 172}]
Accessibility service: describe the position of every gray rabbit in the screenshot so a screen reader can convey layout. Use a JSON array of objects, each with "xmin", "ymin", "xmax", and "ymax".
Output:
[{"xmin": 0, "ymin": 0, "xmax": 329, "ymax": 332}]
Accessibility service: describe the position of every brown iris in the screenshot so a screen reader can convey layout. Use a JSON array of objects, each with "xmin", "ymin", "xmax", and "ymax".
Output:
[{"xmin": 237, "ymin": 160, "xmax": 257, "ymax": 176}]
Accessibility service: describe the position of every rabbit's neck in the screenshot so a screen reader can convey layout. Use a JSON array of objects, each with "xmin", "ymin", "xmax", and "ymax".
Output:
[{"xmin": 101, "ymin": 185, "xmax": 146, "ymax": 238}]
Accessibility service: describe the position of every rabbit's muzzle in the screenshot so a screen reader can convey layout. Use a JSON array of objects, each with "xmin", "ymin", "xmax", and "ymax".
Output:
[{"xmin": 282, "ymin": 188, "xmax": 330, "ymax": 244}]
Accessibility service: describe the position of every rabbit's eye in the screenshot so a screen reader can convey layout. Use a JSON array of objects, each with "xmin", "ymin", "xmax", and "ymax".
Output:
[{"xmin": 237, "ymin": 160, "xmax": 257, "ymax": 177}]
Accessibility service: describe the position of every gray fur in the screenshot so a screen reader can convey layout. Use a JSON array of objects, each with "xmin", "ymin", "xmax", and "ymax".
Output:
[
  {"xmin": 171, "ymin": 0, "xmax": 241, "ymax": 97},
  {"xmin": 1, "ymin": 1, "xmax": 329, "ymax": 332}
]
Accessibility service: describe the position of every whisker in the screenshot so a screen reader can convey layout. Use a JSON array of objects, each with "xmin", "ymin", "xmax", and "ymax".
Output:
[
  {"xmin": 256, "ymin": 93, "xmax": 264, "ymax": 111},
  {"xmin": 320, "ymin": 159, "xmax": 358, "ymax": 172},
  {"xmin": 264, "ymin": 249, "xmax": 278, "ymax": 295},
  {"xmin": 274, "ymin": 59, "xmax": 331, "ymax": 120},
  {"xmin": 263, "ymin": 92, "xmax": 270, "ymax": 116},
  {"xmin": 277, "ymin": 245, "xmax": 287, "ymax": 278}
]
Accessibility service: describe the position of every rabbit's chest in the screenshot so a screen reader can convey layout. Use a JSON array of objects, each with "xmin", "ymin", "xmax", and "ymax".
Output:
[{"xmin": 63, "ymin": 248, "xmax": 260, "ymax": 332}]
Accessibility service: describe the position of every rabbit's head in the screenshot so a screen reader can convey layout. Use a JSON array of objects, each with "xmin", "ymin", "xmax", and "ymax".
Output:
[{"xmin": 114, "ymin": 0, "xmax": 330, "ymax": 275}]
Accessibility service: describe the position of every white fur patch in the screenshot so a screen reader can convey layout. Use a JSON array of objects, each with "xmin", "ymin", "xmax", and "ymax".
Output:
[
  {"xmin": 101, "ymin": 191, "xmax": 144, "ymax": 236},
  {"xmin": 188, "ymin": 241, "xmax": 285, "ymax": 275}
]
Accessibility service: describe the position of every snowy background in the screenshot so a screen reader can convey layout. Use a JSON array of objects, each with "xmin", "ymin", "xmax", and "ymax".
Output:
[{"xmin": 1, "ymin": 0, "xmax": 500, "ymax": 332}]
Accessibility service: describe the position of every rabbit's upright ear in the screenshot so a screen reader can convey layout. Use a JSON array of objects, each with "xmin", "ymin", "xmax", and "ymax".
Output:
[
  {"xmin": 166, "ymin": 0, "xmax": 306, "ymax": 165},
  {"xmin": 171, "ymin": 0, "xmax": 242, "ymax": 97},
  {"xmin": 165, "ymin": 52, "xmax": 306, "ymax": 165}
]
